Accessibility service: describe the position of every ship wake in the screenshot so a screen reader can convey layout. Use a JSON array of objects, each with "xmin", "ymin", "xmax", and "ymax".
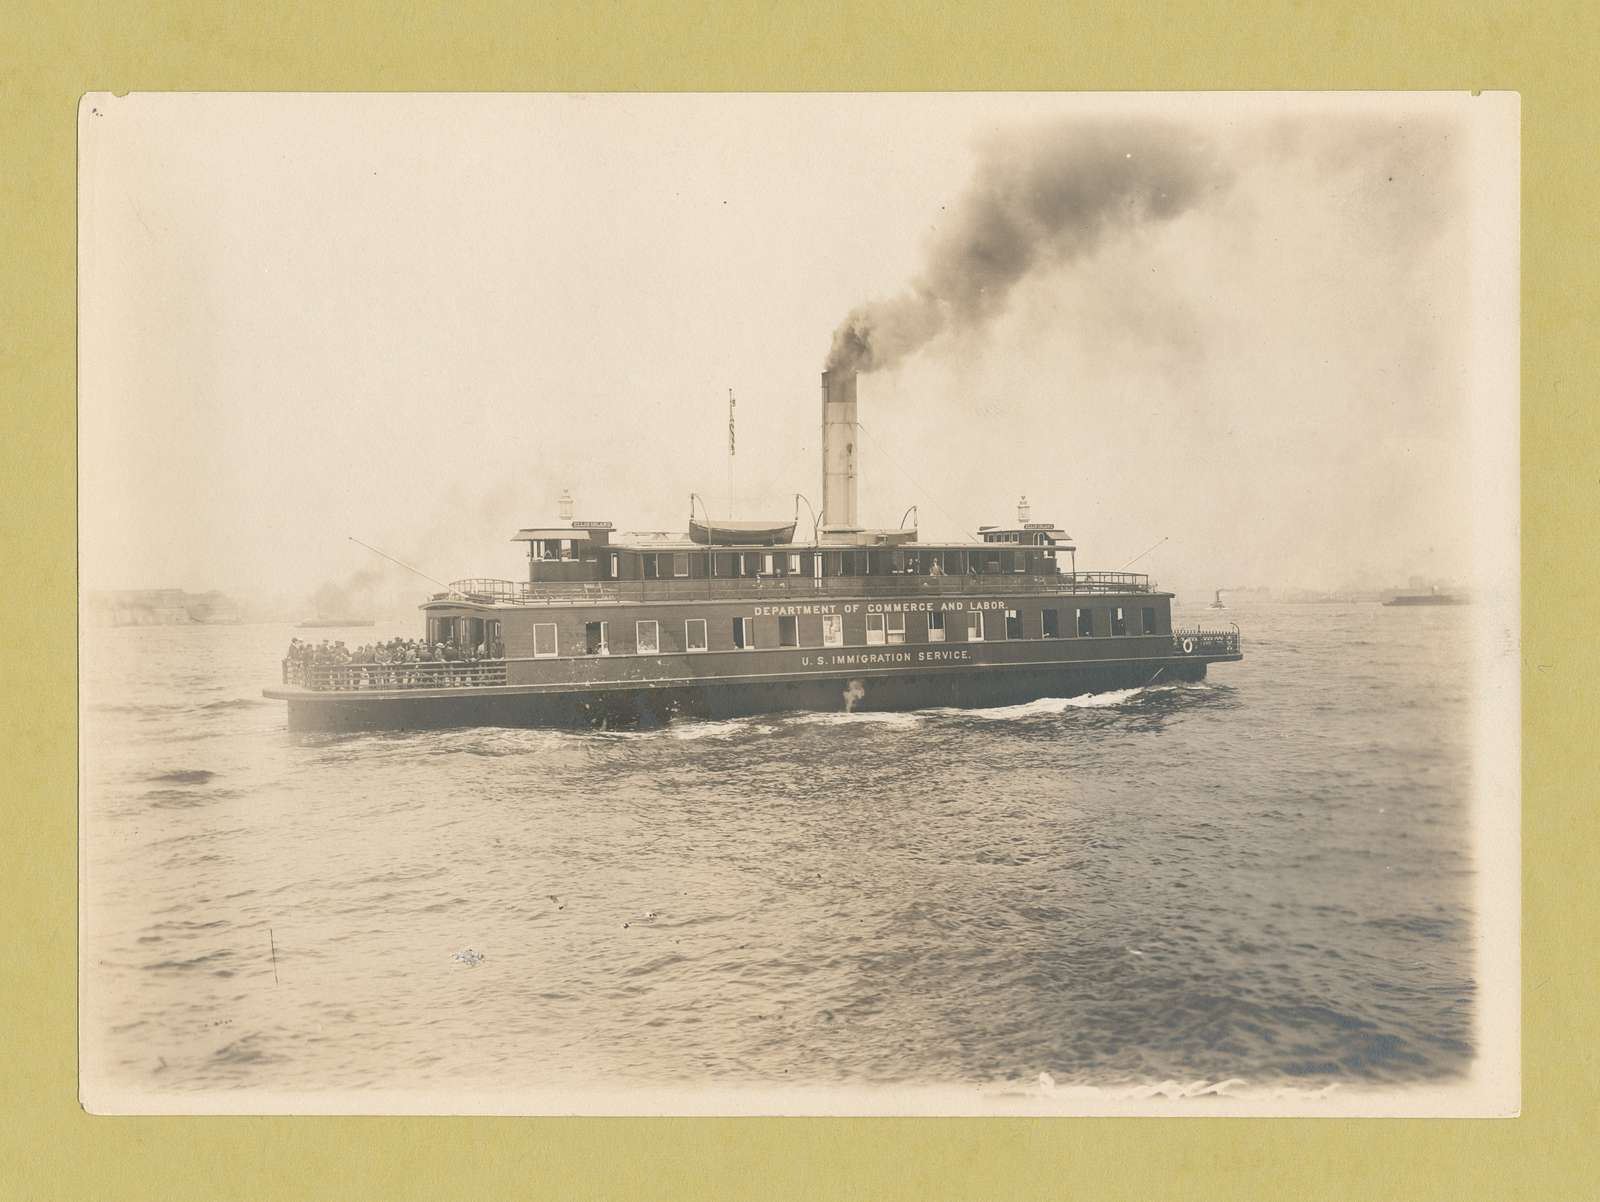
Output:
[{"xmin": 935, "ymin": 683, "xmax": 1210, "ymax": 720}]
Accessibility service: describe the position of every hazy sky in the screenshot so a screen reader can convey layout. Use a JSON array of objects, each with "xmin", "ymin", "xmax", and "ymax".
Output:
[{"xmin": 79, "ymin": 92, "xmax": 1517, "ymax": 601}]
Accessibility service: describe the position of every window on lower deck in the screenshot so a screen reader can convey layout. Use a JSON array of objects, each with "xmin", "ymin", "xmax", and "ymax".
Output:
[
  {"xmin": 733, "ymin": 616, "xmax": 753, "ymax": 649},
  {"xmin": 673, "ymin": 553, "xmax": 690, "ymax": 577},
  {"xmin": 1005, "ymin": 608, "xmax": 1022, "ymax": 639},
  {"xmin": 865, "ymin": 614, "xmax": 886, "ymax": 645},
  {"xmin": 686, "ymin": 618, "xmax": 707, "ymax": 651},
  {"xmin": 787, "ymin": 553, "xmax": 801, "ymax": 574},
  {"xmin": 1141, "ymin": 607, "xmax": 1157, "ymax": 635},
  {"xmin": 886, "ymin": 613, "xmax": 905, "ymax": 644},
  {"xmin": 1042, "ymin": 608, "xmax": 1060, "ymax": 638},
  {"xmin": 778, "ymin": 615, "xmax": 798, "ymax": 647},
  {"xmin": 636, "ymin": 620, "xmax": 659, "ymax": 654},
  {"xmin": 927, "ymin": 611, "xmax": 945, "ymax": 642},
  {"xmin": 1077, "ymin": 608, "xmax": 1095, "ymax": 637},
  {"xmin": 585, "ymin": 621, "xmax": 609, "ymax": 655},
  {"xmin": 968, "ymin": 611, "xmax": 986, "ymax": 641},
  {"xmin": 642, "ymin": 554, "xmax": 659, "ymax": 579},
  {"xmin": 822, "ymin": 614, "xmax": 843, "ymax": 646},
  {"xmin": 1111, "ymin": 607, "xmax": 1128, "ymax": 636},
  {"xmin": 533, "ymin": 623, "xmax": 558, "ymax": 657}
]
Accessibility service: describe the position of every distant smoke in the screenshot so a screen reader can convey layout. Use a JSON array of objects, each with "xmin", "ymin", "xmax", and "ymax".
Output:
[
  {"xmin": 826, "ymin": 120, "xmax": 1228, "ymax": 374},
  {"xmin": 311, "ymin": 565, "xmax": 382, "ymax": 619}
]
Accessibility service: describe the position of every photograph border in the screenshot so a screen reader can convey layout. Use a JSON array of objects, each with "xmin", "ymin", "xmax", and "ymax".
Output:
[{"xmin": 4, "ymin": 1, "xmax": 1595, "ymax": 1197}]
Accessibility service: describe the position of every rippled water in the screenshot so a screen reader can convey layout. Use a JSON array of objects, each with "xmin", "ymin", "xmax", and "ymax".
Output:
[{"xmin": 80, "ymin": 602, "xmax": 1477, "ymax": 1105}]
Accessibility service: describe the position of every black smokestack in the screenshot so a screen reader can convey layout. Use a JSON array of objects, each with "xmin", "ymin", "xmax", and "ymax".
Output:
[{"xmin": 826, "ymin": 119, "xmax": 1228, "ymax": 374}]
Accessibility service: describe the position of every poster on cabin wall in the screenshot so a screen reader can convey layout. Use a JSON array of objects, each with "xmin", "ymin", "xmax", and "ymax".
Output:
[{"xmin": 76, "ymin": 90, "xmax": 1519, "ymax": 1117}]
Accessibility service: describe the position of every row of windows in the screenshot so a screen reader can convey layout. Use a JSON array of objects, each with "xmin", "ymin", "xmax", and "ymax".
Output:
[
  {"xmin": 529, "ymin": 607, "xmax": 1157, "ymax": 657},
  {"xmin": 621, "ymin": 548, "xmax": 1055, "ymax": 580}
]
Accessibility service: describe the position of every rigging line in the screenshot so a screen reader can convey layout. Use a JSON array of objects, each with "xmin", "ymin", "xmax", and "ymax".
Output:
[
  {"xmin": 1120, "ymin": 536, "xmax": 1168, "ymax": 571},
  {"xmin": 347, "ymin": 536, "xmax": 454, "ymax": 591},
  {"xmin": 853, "ymin": 420, "xmax": 982, "ymax": 542}
]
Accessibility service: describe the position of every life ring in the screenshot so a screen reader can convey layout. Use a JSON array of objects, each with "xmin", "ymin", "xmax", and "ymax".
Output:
[{"xmin": 1181, "ymin": 637, "xmax": 1195, "ymax": 655}]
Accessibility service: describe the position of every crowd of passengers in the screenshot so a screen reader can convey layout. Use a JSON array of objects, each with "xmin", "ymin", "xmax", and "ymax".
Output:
[{"xmin": 284, "ymin": 636, "xmax": 505, "ymax": 689}]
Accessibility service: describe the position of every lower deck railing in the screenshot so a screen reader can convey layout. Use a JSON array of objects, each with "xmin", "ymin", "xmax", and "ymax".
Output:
[
  {"xmin": 1173, "ymin": 625, "xmax": 1242, "ymax": 655},
  {"xmin": 283, "ymin": 659, "xmax": 509, "ymax": 690}
]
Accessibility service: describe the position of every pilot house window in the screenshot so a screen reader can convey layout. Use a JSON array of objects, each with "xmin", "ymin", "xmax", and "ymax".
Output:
[
  {"xmin": 1111, "ymin": 607, "xmax": 1128, "ymax": 636},
  {"xmin": 1142, "ymin": 607, "xmax": 1157, "ymax": 635},
  {"xmin": 1077, "ymin": 608, "xmax": 1095, "ymax": 637},
  {"xmin": 1042, "ymin": 608, "xmax": 1060, "ymax": 638}
]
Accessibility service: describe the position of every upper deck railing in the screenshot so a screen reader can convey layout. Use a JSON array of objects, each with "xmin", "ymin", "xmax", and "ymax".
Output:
[{"xmin": 441, "ymin": 571, "xmax": 1153, "ymax": 607}]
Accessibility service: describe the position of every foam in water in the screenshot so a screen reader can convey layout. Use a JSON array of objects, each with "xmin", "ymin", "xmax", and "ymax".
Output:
[
  {"xmin": 666, "ymin": 717, "xmax": 777, "ymax": 741},
  {"xmin": 931, "ymin": 688, "xmax": 1146, "ymax": 720},
  {"xmin": 792, "ymin": 710, "xmax": 922, "ymax": 730}
]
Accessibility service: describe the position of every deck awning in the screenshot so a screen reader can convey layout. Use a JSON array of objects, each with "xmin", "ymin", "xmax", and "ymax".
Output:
[{"xmin": 511, "ymin": 527, "xmax": 610, "ymax": 542}]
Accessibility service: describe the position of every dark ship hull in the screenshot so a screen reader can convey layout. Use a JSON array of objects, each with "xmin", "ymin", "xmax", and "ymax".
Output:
[{"xmin": 268, "ymin": 646, "xmax": 1227, "ymax": 732}]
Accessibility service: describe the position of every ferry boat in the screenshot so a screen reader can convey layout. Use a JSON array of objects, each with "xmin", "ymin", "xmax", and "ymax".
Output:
[{"xmin": 265, "ymin": 371, "xmax": 1242, "ymax": 730}]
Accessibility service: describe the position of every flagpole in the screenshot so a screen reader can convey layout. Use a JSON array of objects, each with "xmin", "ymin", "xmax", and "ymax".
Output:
[{"xmin": 727, "ymin": 387, "xmax": 736, "ymax": 518}]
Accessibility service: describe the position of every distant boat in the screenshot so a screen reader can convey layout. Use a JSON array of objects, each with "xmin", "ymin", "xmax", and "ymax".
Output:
[
  {"xmin": 1208, "ymin": 589, "xmax": 1226, "ymax": 610},
  {"xmin": 296, "ymin": 617, "xmax": 376, "ymax": 628},
  {"xmin": 1382, "ymin": 591, "xmax": 1465, "ymax": 607}
]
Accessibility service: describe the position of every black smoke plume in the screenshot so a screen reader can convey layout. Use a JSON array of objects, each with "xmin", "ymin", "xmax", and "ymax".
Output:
[{"xmin": 826, "ymin": 119, "xmax": 1229, "ymax": 374}]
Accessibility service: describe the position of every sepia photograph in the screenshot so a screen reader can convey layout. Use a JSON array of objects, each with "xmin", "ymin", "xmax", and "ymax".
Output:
[{"xmin": 77, "ymin": 91, "xmax": 1519, "ymax": 1115}]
